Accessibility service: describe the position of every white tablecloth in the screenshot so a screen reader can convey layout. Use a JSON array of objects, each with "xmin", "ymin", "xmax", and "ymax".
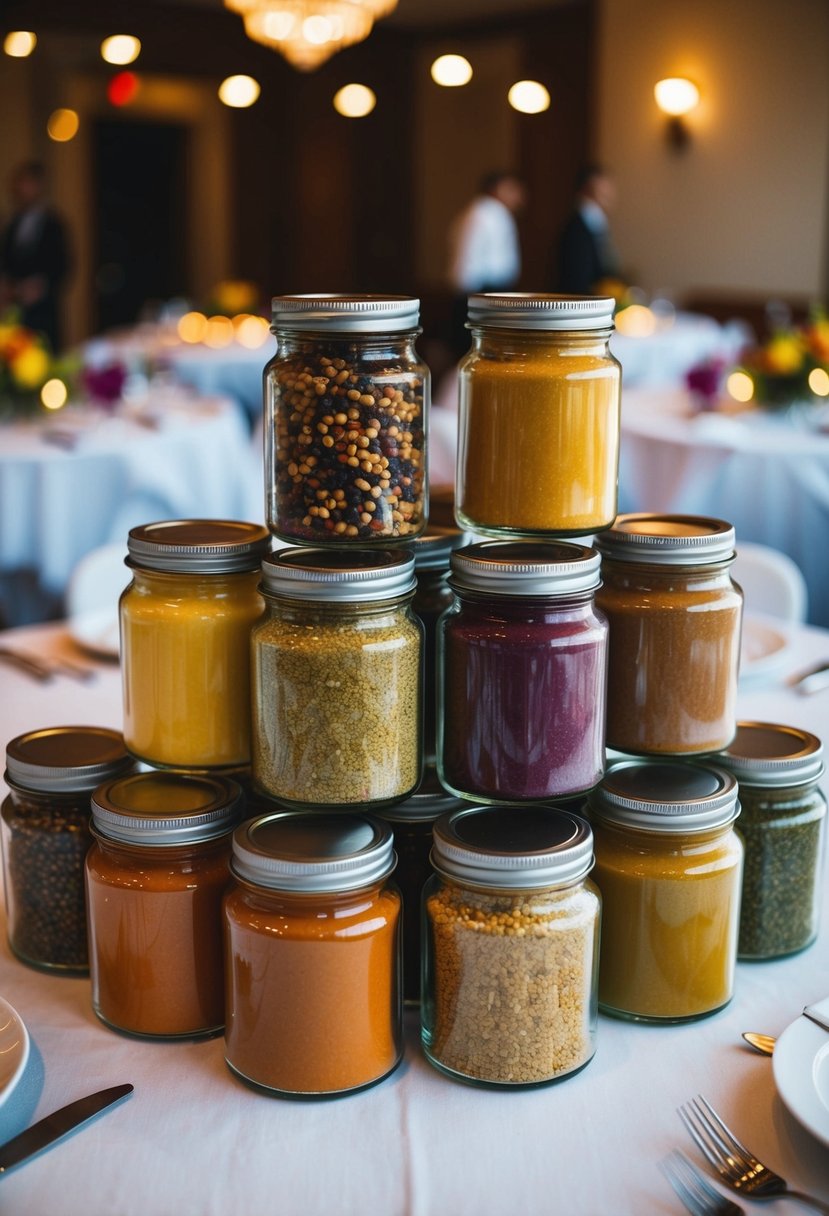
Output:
[
  {"xmin": 0, "ymin": 620, "xmax": 828, "ymax": 1216},
  {"xmin": 619, "ymin": 387, "xmax": 829, "ymax": 628},
  {"xmin": 611, "ymin": 311, "xmax": 746, "ymax": 389},
  {"xmin": 0, "ymin": 394, "xmax": 262, "ymax": 607}
]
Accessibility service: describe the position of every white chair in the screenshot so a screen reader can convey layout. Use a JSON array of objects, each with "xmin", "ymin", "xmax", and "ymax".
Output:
[
  {"xmin": 731, "ymin": 541, "xmax": 808, "ymax": 622},
  {"xmin": 64, "ymin": 543, "xmax": 129, "ymax": 656}
]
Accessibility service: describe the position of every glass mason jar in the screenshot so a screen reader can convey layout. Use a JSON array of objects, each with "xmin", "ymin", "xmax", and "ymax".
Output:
[
  {"xmin": 224, "ymin": 810, "xmax": 402, "ymax": 1097},
  {"xmin": 595, "ymin": 514, "xmax": 743, "ymax": 755},
  {"xmin": 588, "ymin": 759, "xmax": 743, "ymax": 1022},
  {"xmin": 1, "ymin": 726, "xmax": 132, "ymax": 973},
  {"xmin": 377, "ymin": 774, "xmax": 465, "ymax": 1004},
  {"xmin": 86, "ymin": 772, "xmax": 242, "ymax": 1039},
  {"xmin": 265, "ymin": 294, "xmax": 429, "ymax": 545},
  {"xmin": 121, "ymin": 519, "xmax": 271, "ymax": 770},
  {"xmin": 422, "ymin": 804, "xmax": 600, "ymax": 1087},
  {"xmin": 438, "ymin": 540, "xmax": 607, "ymax": 803},
  {"xmin": 455, "ymin": 293, "xmax": 621, "ymax": 538},
  {"xmin": 251, "ymin": 547, "xmax": 423, "ymax": 808},
  {"xmin": 716, "ymin": 721, "xmax": 826, "ymax": 960},
  {"xmin": 412, "ymin": 526, "xmax": 467, "ymax": 766}
]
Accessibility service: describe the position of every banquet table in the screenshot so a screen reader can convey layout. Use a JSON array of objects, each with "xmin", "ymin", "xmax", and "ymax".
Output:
[
  {"xmin": 619, "ymin": 387, "xmax": 829, "ymax": 628},
  {"xmin": 0, "ymin": 392, "xmax": 262, "ymax": 622},
  {"xmin": 610, "ymin": 310, "xmax": 747, "ymax": 389},
  {"xmin": 0, "ymin": 618, "xmax": 828, "ymax": 1216}
]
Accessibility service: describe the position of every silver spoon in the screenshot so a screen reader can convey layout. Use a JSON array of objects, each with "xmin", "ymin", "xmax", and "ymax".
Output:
[{"xmin": 742, "ymin": 1031, "xmax": 775, "ymax": 1055}]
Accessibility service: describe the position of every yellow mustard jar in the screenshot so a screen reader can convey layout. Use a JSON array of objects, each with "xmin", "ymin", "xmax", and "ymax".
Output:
[{"xmin": 121, "ymin": 519, "xmax": 271, "ymax": 770}]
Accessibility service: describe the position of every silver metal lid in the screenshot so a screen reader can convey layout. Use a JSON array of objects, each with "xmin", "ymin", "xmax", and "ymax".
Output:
[
  {"xmin": 716, "ymin": 722, "xmax": 824, "ymax": 788},
  {"xmin": 91, "ymin": 773, "xmax": 243, "ymax": 845},
  {"xmin": 594, "ymin": 514, "xmax": 736, "ymax": 565},
  {"xmin": 378, "ymin": 788, "xmax": 465, "ymax": 824},
  {"xmin": 467, "ymin": 293, "xmax": 615, "ymax": 330},
  {"xmin": 127, "ymin": 520, "xmax": 272, "ymax": 574},
  {"xmin": 261, "ymin": 546, "xmax": 416, "ymax": 602},
  {"xmin": 431, "ymin": 805, "xmax": 594, "ymax": 889},
  {"xmin": 413, "ymin": 527, "xmax": 468, "ymax": 572},
  {"xmin": 589, "ymin": 759, "xmax": 740, "ymax": 833},
  {"xmin": 271, "ymin": 294, "xmax": 420, "ymax": 333},
  {"xmin": 5, "ymin": 726, "xmax": 131, "ymax": 794},
  {"xmin": 231, "ymin": 811, "xmax": 396, "ymax": 892},
  {"xmin": 450, "ymin": 540, "xmax": 601, "ymax": 596}
]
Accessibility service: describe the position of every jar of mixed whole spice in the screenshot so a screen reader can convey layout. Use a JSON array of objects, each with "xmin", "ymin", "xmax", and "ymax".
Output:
[
  {"xmin": 224, "ymin": 810, "xmax": 402, "ymax": 1097},
  {"xmin": 265, "ymin": 294, "xmax": 428, "ymax": 545},
  {"xmin": 438, "ymin": 540, "xmax": 607, "ymax": 802},
  {"xmin": 588, "ymin": 759, "xmax": 743, "ymax": 1022},
  {"xmin": 422, "ymin": 804, "xmax": 600, "ymax": 1087},
  {"xmin": 120, "ymin": 519, "xmax": 271, "ymax": 770},
  {"xmin": 86, "ymin": 771, "xmax": 242, "ymax": 1038},
  {"xmin": 1, "ymin": 726, "xmax": 133, "ymax": 973},
  {"xmin": 455, "ymin": 293, "xmax": 620, "ymax": 538},
  {"xmin": 251, "ymin": 547, "xmax": 422, "ymax": 808},
  {"xmin": 716, "ymin": 722, "xmax": 826, "ymax": 960},
  {"xmin": 594, "ymin": 514, "xmax": 743, "ymax": 755}
]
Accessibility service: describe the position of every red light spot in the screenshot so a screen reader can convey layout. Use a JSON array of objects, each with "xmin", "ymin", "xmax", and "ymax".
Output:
[{"xmin": 107, "ymin": 71, "xmax": 139, "ymax": 107}]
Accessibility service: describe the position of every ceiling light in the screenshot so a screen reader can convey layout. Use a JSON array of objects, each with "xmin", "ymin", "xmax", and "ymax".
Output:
[
  {"xmin": 333, "ymin": 82, "xmax": 376, "ymax": 117},
  {"xmin": 430, "ymin": 54, "xmax": 472, "ymax": 87},
  {"xmin": 47, "ymin": 109, "xmax": 80, "ymax": 142},
  {"xmin": 507, "ymin": 80, "xmax": 550, "ymax": 115},
  {"xmin": 218, "ymin": 75, "xmax": 261, "ymax": 108},
  {"xmin": 101, "ymin": 34, "xmax": 141, "ymax": 66},
  {"xmin": 227, "ymin": 0, "xmax": 395, "ymax": 71},
  {"xmin": 654, "ymin": 77, "xmax": 700, "ymax": 117},
  {"xmin": 4, "ymin": 31, "xmax": 36, "ymax": 58}
]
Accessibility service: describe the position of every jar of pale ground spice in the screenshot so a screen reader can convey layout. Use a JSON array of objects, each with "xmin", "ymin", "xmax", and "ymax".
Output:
[
  {"xmin": 588, "ymin": 759, "xmax": 743, "ymax": 1022},
  {"xmin": 224, "ymin": 811, "xmax": 402, "ymax": 1096},
  {"xmin": 266, "ymin": 294, "xmax": 428, "ymax": 545},
  {"xmin": 1, "ymin": 726, "xmax": 133, "ymax": 973},
  {"xmin": 715, "ymin": 722, "xmax": 826, "ymax": 960},
  {"xmin": 251, "ymin": 547, "xmax": 422, "ymax": 808},
  {"xmin": 86, "ymin": 772, "xmax": 242, "ymax": 1039},
  {"xmin": 594, "ymin": 514, "xmax": 743, "ymax": 755},
  {"xmin": 455, "ymin": 293, "xmax": 620, "ymax": 538},
  {"xmin": 422, "ymin": 805, "xmax": 600, "ymax": 1087},
  {"xmin": 438, "ymin": 540, "xmax": 607, "ymax": 802}
]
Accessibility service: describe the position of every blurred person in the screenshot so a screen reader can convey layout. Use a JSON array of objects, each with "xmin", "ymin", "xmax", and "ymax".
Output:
[
  {"xmin": 554, "ymin": 163, "xmax": 619, "ymax": 296},
  {"xmin": 0, "ymin": 160, "xmax": 71, "ymax": 351},
  {"xmin": 447, "ymin": 170, "xmax": 526, "ymax": 359}
]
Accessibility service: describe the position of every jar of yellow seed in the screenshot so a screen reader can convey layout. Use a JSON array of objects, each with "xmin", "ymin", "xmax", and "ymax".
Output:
[{"xmin": 422, "ymin": 804, "xmax": 600, "ymax": 1088}]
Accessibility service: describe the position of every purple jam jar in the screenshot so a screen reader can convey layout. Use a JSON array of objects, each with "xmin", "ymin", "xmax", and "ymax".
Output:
[{"xmin": 437, "ymin": 541, "xmax": 608, "ymax": 803}]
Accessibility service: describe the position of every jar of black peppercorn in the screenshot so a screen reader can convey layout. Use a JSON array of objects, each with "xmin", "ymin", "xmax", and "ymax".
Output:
[
  {"xmin": 265, "ymin": 295, "xmax": 429, "ymax": 545},
  {"xmin": 716, "ymin": 722, "xmax": 826, "ymax": 960},
  {"xmin": 1, "ymin": 726, "xmax": 133, "ymax": 973}
]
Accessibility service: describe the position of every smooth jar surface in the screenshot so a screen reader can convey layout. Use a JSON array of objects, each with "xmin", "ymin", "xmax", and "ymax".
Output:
[
  {"xmin": 597, "ymin": 559, "xmax": 742, "ymax": 755},
  {"xmin": 121, "ymin": 566, "xmax": 264, "ymax": 769},
  {"xmin": 224, "ymin": 879, "xmax": 402, "ymax": 1095},
  {"xmin": 422, "ymin": 874, "xmax": 600, "ymax": 1086},
  {"xmin": 265, "ymin": 333, "xmax": 428, "ymax": 545},
  {"xmin": 438, "ymin": 591, "xmax": 607, "ymax": 801},
  {"xmin": 455, "ymin": 328, "xmax": 620, "ymax": 537},
  {"xmin": 251, "ymin": 596, "xmax": 422, "ymax": 807},
  {"xmin": 591, "ymin": 817, "xmax": 743, "ymax": 1021},
  {"xmin": 1, "ymin": 787, "xmax": 93, "ymax": 973},
  {"xmin": 85, "ymin": 834, "xmax": 231, "ymax": 1038},
  {"xmin": 735, "ymin": 780, "xmax": 826, "ymax": 959}
]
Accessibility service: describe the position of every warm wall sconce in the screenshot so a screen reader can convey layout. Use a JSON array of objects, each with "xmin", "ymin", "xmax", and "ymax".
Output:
[{"xmin": 654, "ymin": 77, "xmax": 700, "ymax": 150}]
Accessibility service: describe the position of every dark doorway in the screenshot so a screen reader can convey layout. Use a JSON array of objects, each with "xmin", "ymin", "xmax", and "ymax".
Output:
[{"xmin": 93, "ymin": 119, "xmax": 188, "ymax": 331}]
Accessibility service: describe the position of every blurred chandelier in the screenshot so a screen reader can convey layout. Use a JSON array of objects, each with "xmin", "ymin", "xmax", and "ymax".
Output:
[{"xmin": 224, "ymin": 0, "xmax": 397, "ymax": 71}]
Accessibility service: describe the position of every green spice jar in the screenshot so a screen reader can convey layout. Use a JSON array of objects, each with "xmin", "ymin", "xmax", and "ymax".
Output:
[
  {"xmin": 1, "ymin": 726, "xmax": 133, "ymax": 973},
  {"xmin": 422, "ymin": 805, "xmax": 600, "ymax": 1088},
  {"xmin": 251, "ymin": 547, "xmax": 423, "ymax": 808},
  {"xmin": 716, "ymin": 722, "xmax": 826, "ymax": 960}
]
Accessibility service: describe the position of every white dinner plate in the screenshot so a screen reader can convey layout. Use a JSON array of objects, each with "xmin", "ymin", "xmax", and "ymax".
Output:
[
  {"xmin": 0, "ymin": 997, "xmax": 30, "ymax": 1110},
  {"xmin": 67, "ymin": 607, "xmax": 121, "ymax": 659},
  {"xmin": 772, "ymin": 1011, "xmax": 829, "ymax": 1147},
  {"xmin": 739, "ymin": 616, "xmax": 789, "ymax": 684}
]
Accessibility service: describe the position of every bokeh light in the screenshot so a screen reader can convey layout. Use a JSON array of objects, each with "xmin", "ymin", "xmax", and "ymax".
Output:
[
  {"xmin": 614, "ymin": 305, "xmax": 657, "ymax": 337},
  {"xmin": 507, "ymin": 80, "xmax": 550, "ymax": 114},
  {"xmin": 654, "ymin": 77, "xmax": 700, "ymax": 117},
  {"xmin": 726, "ymin": 371, "xmax": 755, "ymax": 403},
  {"xmin": 47, "ymin": 109, "xmax": 80, "ymax": 142},
  {"xmin": 234, "ymin": 315, "xmax": 271, "ymax": 348},
  {"xmin": 430, "ymin": 54, "xmax": 472, "ymax": 87},
  {"xmin": 333, "ymin": 83, "xmax": 376, "ymax": 118},
  {"xmin": 177, "ymin": 312, "xmax": 208, "ymax": 344},
  {"xmin": 204, "ymin": 315, "xmax": 235, "ymax": 348},
  {"xmin": 107, "ymin": 71, "xmax": 140, "ymax": 107},
  {"xmin": 101, "ymin": 34, "xmax": 141, "ymax": 66},
  {"xmin": 4, "ymin": 31, "xmax": 36, "ymax": 58},
  {"xmin": 808, "ymin": 367, "xmax": 829, "ymax": 397},
  {"xmin": 218, "ymin": 75, "xmax": 261, "ymax": 108},
  {"xmin": 41, "ymin": 379, "xmax": 68, "ymax": 410}
]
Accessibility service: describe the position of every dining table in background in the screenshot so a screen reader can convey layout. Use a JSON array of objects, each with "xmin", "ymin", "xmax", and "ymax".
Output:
[
  {"xmin": 619, "ymin": 386, "xmax": 829, "ymax": 628},
  {"xmin": 0, "ymin": 614, "xmax": 827, "ymax": 1216},
  {"xmin": 610, "ymin": 309, "xmax": 749, "ymax": 389}
]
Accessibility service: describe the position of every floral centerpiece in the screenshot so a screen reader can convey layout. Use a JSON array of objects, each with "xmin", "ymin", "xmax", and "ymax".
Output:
[
  {"xmin": 735, "ymin": 311, "xmax": 829, "ymax": 409},
  {"xmin": 0, "ymin": 315, "xmax": 52, "ymax": 417}
]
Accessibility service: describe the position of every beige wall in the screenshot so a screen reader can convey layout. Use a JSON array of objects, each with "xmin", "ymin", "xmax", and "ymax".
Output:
[{"xmin": 597, "ymin": 0, "xmax": 829, "ymax": 302}]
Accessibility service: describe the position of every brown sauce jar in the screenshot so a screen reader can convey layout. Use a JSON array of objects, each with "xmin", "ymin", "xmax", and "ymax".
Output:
[
  {"xmin": 595, "ymin": 514, "xmax": 743, "ymax": 755},
  {"xmin": 86, "ymin": 772, "xmax": 242, "ymax": 1039}
]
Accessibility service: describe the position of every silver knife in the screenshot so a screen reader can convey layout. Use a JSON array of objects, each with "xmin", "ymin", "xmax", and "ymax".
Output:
[
  {"xmin": 0, "ymin": 1083, "xmax": 133, "ymax": 1174},
  {"xmin": 803, "ymin": 1002, "xmax": 829, "ymax": 1032}
]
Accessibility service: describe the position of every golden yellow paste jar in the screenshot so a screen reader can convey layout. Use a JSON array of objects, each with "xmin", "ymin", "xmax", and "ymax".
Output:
[
  {"xmin": 588, "ymin": 759, "xmax": 743, "ymax": 1023},
  {"xmin": 121, "ymin": 520, "xmax": 271, "ymax": 770},
  {"xmin": 455, "ymin": 293, "xmax": 621, "ymax": 537}
]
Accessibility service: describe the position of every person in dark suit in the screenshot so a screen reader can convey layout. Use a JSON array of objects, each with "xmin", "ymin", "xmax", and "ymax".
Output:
[
  {"xmin": 0, "ymin": 160, "xmax": 71, "ymax": 351},
  {"xmin": 554, "ymin": 164, "xmax": 619, "ymax": 296}
]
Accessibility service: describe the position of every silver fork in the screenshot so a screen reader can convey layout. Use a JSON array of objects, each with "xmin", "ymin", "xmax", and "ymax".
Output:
[
  {"xmin": 679, "ymin": 1094, "xmax": 829, "ymax": 1214},
  {"xmin": 661, "ymin": 1150, "xmax": 744, "ymax": 1216}
]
